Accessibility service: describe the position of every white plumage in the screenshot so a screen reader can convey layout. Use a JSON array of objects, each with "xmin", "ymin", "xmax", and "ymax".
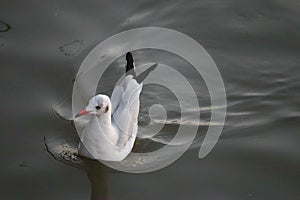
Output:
[{"xmin": 76, "ymin": 75, "xmax": 143, "ymax": 161}]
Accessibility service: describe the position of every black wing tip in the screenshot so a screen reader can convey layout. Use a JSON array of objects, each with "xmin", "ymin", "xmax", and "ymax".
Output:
[
  {"xmin": 125, "ymin": 52, "xmax": 134, "ymax": 73},
  {"xmin": 125, "ymin": 52, "xmax": 159, "ymax": 82},
  {"xmin": 126, "ymin": 52, "xmax": 133, "ymax": 61}
]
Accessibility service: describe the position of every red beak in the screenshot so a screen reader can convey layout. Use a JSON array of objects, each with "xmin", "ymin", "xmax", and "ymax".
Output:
[{"xmin": 75, "ymin": 109, "xmax": 90, "ymax": 118}]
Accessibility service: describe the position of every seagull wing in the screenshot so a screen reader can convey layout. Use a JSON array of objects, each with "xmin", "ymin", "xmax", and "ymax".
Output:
[
  {"xmin": 110, "ymin": 84, "xmax": 124, "ymax": 115},
  {"xmin": 112, "ymin": 75, "xmax": 143, "ymax": 147}
]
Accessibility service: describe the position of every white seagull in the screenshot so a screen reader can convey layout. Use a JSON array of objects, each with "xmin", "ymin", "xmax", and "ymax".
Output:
[{"xmin": 75, "ymin": 52, "xmax": 144, "ymax": 161}]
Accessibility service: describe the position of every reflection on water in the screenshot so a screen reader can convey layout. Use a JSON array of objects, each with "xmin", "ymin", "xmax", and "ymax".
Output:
[
  {"xmin": 45, "ymin": 134, "xmax": 111, "ymax": 200},
  {"xmin": 1, "ymin": 0, "xmax": 300, "ymax": 199}
]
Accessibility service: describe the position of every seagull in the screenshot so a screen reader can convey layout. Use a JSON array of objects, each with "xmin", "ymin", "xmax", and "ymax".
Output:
[{"xmin": 75, "ymin": 52, "xmax": 157, "ymax": 161}]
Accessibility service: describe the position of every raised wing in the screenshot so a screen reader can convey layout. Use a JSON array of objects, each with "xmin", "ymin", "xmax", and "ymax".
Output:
[
  {"xmin": 110, "ymin": 84, "xmax": 124, "ymax": 115},
  {"xmin": 112, "ymin": 75, "xmax": 143, "ymax": 147}
]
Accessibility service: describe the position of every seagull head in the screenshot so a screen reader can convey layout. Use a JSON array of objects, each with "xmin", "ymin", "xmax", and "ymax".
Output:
[{"xmin": 75, "ymin": 94, "xmax": 111, "ymax": 118}]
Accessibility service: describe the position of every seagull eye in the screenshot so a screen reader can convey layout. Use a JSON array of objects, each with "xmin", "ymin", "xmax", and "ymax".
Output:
[{"xmin": 95, "ymin": 106, "xmax": 101, "ymax": 110}]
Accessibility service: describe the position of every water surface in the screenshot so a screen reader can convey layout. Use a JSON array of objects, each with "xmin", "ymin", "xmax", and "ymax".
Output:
[{"xmin": 0, "ymin": 0, "xmax": 299, "ymax": 199}]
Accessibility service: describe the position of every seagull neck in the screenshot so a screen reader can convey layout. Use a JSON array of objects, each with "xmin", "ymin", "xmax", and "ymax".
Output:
[{"xmin": 97, "ymin": 113, "xmax": 112, "ymax": 126}]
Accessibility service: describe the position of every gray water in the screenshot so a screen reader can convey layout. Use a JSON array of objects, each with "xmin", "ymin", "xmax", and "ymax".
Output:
[{"xmin": 1, "ymin": 0, "xmax": 300, "ymax": 199}]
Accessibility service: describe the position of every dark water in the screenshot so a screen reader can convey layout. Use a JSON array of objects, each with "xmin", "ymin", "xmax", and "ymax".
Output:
[{"xmin": 1, "ymin": 0, "xmax": 300, "ymax": 199}]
